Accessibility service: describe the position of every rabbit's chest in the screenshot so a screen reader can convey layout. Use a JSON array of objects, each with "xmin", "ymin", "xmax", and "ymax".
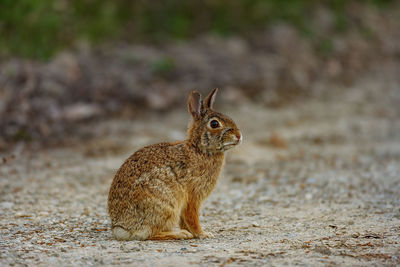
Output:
[{"xmin": 188, "ymin": 154, "xmax": 225, "ymax": 197}]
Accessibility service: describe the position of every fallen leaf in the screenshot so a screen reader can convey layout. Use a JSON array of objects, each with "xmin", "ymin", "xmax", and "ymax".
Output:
[{"xmin": 269, "ymin": 132, "xmax": 288, "ymax": 149}]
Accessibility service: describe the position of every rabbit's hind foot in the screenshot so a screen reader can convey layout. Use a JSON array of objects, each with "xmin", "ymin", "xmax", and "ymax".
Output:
[{"xmin": 112, "ymin": 226, "xmax": 151, "ymax": 241}]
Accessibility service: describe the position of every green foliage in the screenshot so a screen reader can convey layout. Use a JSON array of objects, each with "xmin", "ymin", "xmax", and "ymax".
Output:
[
  {"xmin": 0, "ymin": 0, "xmax": 63, "ymax": 58},
  {"xmin": 150, "ymin": 58, "xmax": 176, "ymax": 78},
  {"xmin": 316, "ymin": 38, "xmax": 334, "ymax": 56},
  {"xmin": 0, "ymin": 0, "xmax": 396, "ymax": 59},
  {"xmin": 0, "ymin": 0, "xmax": 129, "ymax": 59}
]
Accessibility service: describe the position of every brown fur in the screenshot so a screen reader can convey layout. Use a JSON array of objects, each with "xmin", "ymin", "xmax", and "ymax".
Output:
[{"xmin": 108, "ymin": 88, "xmax": 242, "ymax": 240}]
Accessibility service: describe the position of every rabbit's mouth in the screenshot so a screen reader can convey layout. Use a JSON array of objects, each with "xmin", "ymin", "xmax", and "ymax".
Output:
[
  {"xmin": 223, "ymin": 141, "xmax": 239, "ymax": 146},
  {"xmin": 221, "ymin": 139, "xmax": 241, "ymax": 150}
]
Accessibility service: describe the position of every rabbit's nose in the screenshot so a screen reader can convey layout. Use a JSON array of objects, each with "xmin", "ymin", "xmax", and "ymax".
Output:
[{"xmin": 235, "ymin": 132, "xmax": 242, "ymax": 144}]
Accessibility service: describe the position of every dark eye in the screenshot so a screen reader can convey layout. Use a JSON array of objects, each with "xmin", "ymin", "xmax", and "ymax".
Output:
[{"xmin": 210, "ymin": 119, "xmax": 220, "ymax": 129}]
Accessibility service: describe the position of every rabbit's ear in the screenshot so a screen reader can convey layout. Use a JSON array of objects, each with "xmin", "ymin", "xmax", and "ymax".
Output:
[
  {"xmin": 188, "ymin": 91, "xmax": 202, "ymax": 118},
  {"xmin": 203, "ymin": 88, "xmax": 218, "ymax": 110}
]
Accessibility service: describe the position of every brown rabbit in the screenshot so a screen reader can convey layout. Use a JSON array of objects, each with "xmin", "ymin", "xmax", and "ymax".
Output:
[{"xmin": 108, "ymin": 88, "xmax": 242, "ymax": 240}]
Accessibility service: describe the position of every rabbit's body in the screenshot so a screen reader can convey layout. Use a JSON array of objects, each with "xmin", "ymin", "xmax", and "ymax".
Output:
[
  {"xmin": 108, "ymin": 142, "xmax": 224, "ymax": 240},
  {"xmin": 108, "ymin": 89, "xmax": 241, "ymax": 240}
]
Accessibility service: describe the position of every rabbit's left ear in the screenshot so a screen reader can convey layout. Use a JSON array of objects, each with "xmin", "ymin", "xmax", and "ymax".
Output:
[
  {"xmin": 188, "ymin": 91, "xmax": 202, "ymax": 119},
  {"xmin": 203, "ymin": 88, "xmax": 218, "ymax": 110}
]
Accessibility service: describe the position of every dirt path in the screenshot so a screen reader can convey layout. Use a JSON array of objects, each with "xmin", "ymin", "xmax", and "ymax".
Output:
[{"xmin": 1, "ymin": 75, "xmax": 400, "ymax": 266}]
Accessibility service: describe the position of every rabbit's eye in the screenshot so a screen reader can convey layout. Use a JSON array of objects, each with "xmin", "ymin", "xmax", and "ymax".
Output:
[{"xmin": 210, "ymin": 120, "xmax": 220, "ymax": 129}]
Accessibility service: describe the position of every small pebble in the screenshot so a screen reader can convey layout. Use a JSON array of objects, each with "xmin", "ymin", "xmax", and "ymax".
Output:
[{"xmin": 1, "ymin": 202, "xmax": 14, "ymax": 209}]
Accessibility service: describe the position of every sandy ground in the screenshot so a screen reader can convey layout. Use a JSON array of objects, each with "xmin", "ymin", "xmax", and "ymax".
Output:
[{"xmin": 1, "ymin": 74, "xmax": 400, "ymax": 266}]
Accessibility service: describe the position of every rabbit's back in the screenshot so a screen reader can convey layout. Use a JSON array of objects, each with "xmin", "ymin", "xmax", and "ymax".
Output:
[{"xmin": 114, "ymin": 142, "xmax": 186, "ymax": 179}]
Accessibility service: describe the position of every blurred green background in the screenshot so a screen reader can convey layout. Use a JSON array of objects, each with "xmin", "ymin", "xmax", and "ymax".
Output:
[
  {"xmin": 1, "ymin": 0, "xmax": 399, "ymax": 149},
  {"xmin": 0, "ymin": 0, "xmax": 394, "ymax": 59}
]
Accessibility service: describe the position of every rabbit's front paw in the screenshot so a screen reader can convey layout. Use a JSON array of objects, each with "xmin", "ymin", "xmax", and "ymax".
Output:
[
  {"xmin": 178, "ymin": 229, "xmax": 194, "ymax": 239},
  {"xmin": 198, "ymin": 231, "xmax": 214, "ymax": 239}
]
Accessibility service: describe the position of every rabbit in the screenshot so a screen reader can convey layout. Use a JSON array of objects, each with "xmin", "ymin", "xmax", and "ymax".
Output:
[{"xmin": 108, "ymin": 88, "xmax": 242, "ymax": 240}]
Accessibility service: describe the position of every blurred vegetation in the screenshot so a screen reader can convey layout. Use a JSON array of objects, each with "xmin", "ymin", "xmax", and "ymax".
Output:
[{"xmin": 0, "ymin": 0, "xmax": 395, "ymax": 59}]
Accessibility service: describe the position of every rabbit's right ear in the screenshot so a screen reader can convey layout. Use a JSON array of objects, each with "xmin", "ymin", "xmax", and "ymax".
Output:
[
  {"xmin": 188, "ymin": 91, "xmax": 202, "ymax": 119},
  {"xmin": 203, "ymin": 88, "xmax": 218, "ymax": 110}
]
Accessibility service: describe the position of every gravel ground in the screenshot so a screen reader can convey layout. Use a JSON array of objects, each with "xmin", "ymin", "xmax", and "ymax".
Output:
[{"xmin": 1, "ymin": 73, "xmax": 400, "ymax": 266}]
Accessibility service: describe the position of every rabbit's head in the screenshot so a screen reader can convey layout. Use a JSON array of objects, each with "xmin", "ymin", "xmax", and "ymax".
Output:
[{"xmin": 187, "ymin": 88, "xmax": 242, "ymax": 154}]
